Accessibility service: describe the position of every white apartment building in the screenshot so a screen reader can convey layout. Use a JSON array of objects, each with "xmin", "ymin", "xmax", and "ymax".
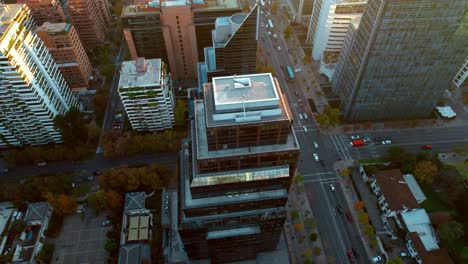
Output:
[
  {"xmin": 118, "ymin": 58, "xmax": 174, "ymax": 131},
  {"xmin": 452, "ymin": 56, "xmax": 467, "ymax": 89},
  {"xmin": 0, "ymin": 4, "xmax": 77, "ymax": 147},
  {"xmin": 307, "ymin": 0, "xmax": 365, "ymax": 79}
]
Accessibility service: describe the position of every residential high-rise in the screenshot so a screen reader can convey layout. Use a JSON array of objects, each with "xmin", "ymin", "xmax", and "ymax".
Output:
[
  {"xmin": 452, "ymin": 57, "xmax": 467, "ymax": 89},
  {"xmin": 306, "ymin": 0, "xmax": 365, "ymax": 79},
  {"xmin": 17, "ymin": 0, "xmax": 66, "ymax": 25},
  {"xmin": 179, "ymin": 73, "xmax": 300, "ymax": 262},
  {"xmin": 117, "ymin": 58, "xmax": 174, "ymax": 131},
  {"xmin": 96, "ymin": 0, "xmax": 112, "ymax": 27},
  {"xmin": 66, "ymin": 0, "xmax": 107, "ymax": 49},
  {"xmin": 121, "ymin": 0, "xmax": 241, "ymax": 81},
  {"xmin": 36, "ymin": 22, "xmax": 93, "ymax": 92},
  {"xmin": 203, "ymin": 4, "xmax": 258, "ymax": 81},
  {"xmin": 0, "ymin": 4, "xmax": 77, "ymax": 147},
  {"xmin": 331, "ymin": 0, "xmax": 467, "ymax": 121}
]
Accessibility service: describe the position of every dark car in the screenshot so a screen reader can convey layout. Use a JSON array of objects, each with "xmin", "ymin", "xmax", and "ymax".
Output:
[
  {"xmin": 346, "ymin": 211, "xmax": 353, "ymax": 222},
  {"xmin": 94, "ymin": 170, "xmax": 103, "ymax": 176},
  {"xmin": 352, "ymin": 247, "xmax": 359, "ymax": 258},
  {"xmin": 347, "ymin": 249, "xmax": 354, "ymax": 263},
  {"xmin": 336, "ymin": 205, "xmax": 343, "ymax": 215}
]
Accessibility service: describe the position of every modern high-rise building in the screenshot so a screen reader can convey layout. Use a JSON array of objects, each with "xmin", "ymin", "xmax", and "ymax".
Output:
[
  {"xmin": 121, "ymin": 0, "xmax": 241, "ymax": 81},
  {"xmin": 203, "ymin": 4, "xmax": 258, "ymax": 81},
  {"xmin": 66, "ymin": 0, "xmax": 107, "ymax": 49},
  {"xmin": 36, "ymin": 22, "xmax": 93, "ymax": 92},
  {"xmin": 17, "ymin": 0, "xmax": 67, "ymax": 25},
  {"xmin": 96, "ymin": 0, "xmax": 112, "ymax": 27},
  {"xmin": 306, "ymin": 0, "xmax": 365, "ymax": 79},
  {"xmin": 179, "ymin": 73, "xmax": 300, "ymax": 262},
  {"xmin": 331, "ymin": 0, "xmax": 467, "ymax": 121},
  {"xmin": 285, "ymin": 0, "xmax": 314, "ymax": 23},
  {"xmin": 118, "ymin": 58, "xmax": 174, "ymax": 131},
  {"xmin": 0, "ymin": 4, "xmax": 77, "ymax": 147}
]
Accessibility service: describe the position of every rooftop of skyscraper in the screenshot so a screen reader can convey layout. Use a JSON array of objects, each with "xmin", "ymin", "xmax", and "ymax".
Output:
[
  {"xmin": 36, "ymin": 22, "xmax": 71, "ymax": 34},
  {"xmin": 0, "ymin": 4, "xmax": 24, "ymax": 23},
  {"xmin": 118, "ymin": 58, "xmax": 163, "ymax": 88},
  {"xmin": 122, "ymin": 0, "xmax": 239, "ymax": 16}
]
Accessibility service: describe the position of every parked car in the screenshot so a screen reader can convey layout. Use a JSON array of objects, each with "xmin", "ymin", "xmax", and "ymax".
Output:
[
  {"xmin": 352, "ymin": 247, "xmax": 359, "ymax": 258},
  {"xmin": 303, "ymin": 113, "xmax": 308, "ymax": 119},
  {"xmin": 298, "ymin": 113, "xmax": 303, "ymax": 120},
  {"xmin": 277, "ymin": 46, "xmax": 281, "ymax": 51},
  {"xmin": 329, "ymin": 184, "xmax": 335, "ymax": 192},
  {"xmin": 351, "ymin": 135, "xmax": 360, "ymax": 140},
  {"xmin": 313, "ymin": 142, "xmax": 319, "ymax": 149},
  {"xmin": 313, "ymin": 153, "xmax": 319, "ymax": 161},
  {"xmin": 37, "ymin": 162, "xmax": 47, "ymax": 166},
  {"xmin": 399, "ymin": 251, "xmax": 409, "ymax": 257},
  {"xmin": 76, "ymin": 204, "xmax": 85, "ymax": 213},
  {"xmin": 422, "ymin": 144, "xmax": 433, "ymax": 150},
  {"xmin": 303, "ymin": 126, "xmax": 308, "ymax": 133},
  {"xmin": 102, "ymin": 219, "xmax": 111, "ymax": 226},
  {"xmin": 336, "ymin": 205, "xmax": 343, "ymax": 215},
  {"xmin": 345, "ymin": 211, "xmax": 353, "ymax": 222},
  {"xmin": 347, "ymin": 249, "xmax": 355, "ymax": 263},
  {"xmin": 0, "ymin": 168, "xmax": 8, "ymax": 174},
  {"xmin": 381, "ymin": 139, "xmax": 392, "ymax": 145},
  {"xmin": 94, "ymin": 170, "xmax": 103, "ymax": 176},
  {"xmin": 294, "ymin": 68, "xmax": 302, "ymax": 73},
  {"xmin": 371, "ymin": 256, "xmax": 382, "ymax": 263}
]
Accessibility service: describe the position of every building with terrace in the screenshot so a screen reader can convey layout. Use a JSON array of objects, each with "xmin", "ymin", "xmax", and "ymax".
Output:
[{"xmin": 179, "ymin": 72, "xmax": 300, "ymax": 262}]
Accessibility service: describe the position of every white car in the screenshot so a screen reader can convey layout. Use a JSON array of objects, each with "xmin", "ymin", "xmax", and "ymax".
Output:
[
  {"xmin": 303, "ymin": 126, "xmax": 308, "ymax": 133},
  {"xmin": 268, "ymin": 31, "xmax": 272, "ymax": 36},
  {"xmin": 351, "ymin": 135, "xmax": 360, "ymax": 140},
  {"xmin": 313, "ymin": 153, "xmax": 319, "ymax": 161},
  {"xmin": 371, "ymin": 256, "xmax": 382, "ymax": 263},
  {"xmin": 277, "ymin": 46, "xmax": 281, "ymax": 51},
  {"xmin": 273, "ymin": 34, "xmax": 277, "ymax": 39},
  {"xmin": 313, "ymin": 142, "xmax": 319, "ymax": 149},
  {"xmin": 298, "ymin": 113, "xmax": 303, "ymax": 120},
  {"xmin": 303, "ymin": 113, "xmax": 308, "ymax": 119},
  {"xmin": 381, "ymin": 140, "xmax": 392, "ymax": 145},
  {"xmin": 329, "ymin": 184, "xmax": 335, "ymax": 192},
  {"xmin": 294, "ymin": 68, "xmax": 302, "ymax": 73},
  {"xmin": 37, "ymin": 162, "xmax": 47, "ymax": 166}
]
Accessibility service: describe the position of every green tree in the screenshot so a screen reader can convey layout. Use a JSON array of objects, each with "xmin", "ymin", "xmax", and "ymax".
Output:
[
  {"xmin": 387, "ymin": 146, "xmax": 405, "ymax": 164},
  {"xmin": 358, "ymin": 212, "xmax": 369, "ymax": 223},
  {"xmin": 101, "ymin": 64, "xmax": 115, "ymax": 80},
  {"xmin": 461, "ymin": 246, "xmax": 468, "ymax": 260},
  {"xmin": 363, "ymin": 224, "xmax": 375, "ymax": 236},
  {"xmin": 35, "ymin": 243, "xmax": 55, "ymax": 263},
  {"xmin": 284, "ymin": 26, "xmax": 292, "ymax": 39},
  {"xmin": 293, "ymin": 174, "xmax": 303, "ymax": 184},
  {"xmin": 316, "ymin": 113, "xmax": 330, "ymax": 127},
  {"xmin": 304, "ymin": 258, "xmax": 314, "ymax": 264},
  {"xmin": 387, "ymin": 257, "xmax": 404, "ymax": 264},
  {"xmin": 324, "ymin": 106, "xmax": 340, "ymax": 126},
  {"xmin": 313, "ymin": 246, "xmax": 322, "ymax": 256},
  {"xmin": 54, "ymin": 107, "xmax": 88, "ymax": 146},
  {"xmin": 438, "ymin": 220, "xmax": 464, "ymax": 241},
  {"xmin": 414, "ymin": 160, "xmax": 438, "ymax": 184},
  {"xmin": 105, "ymin": 238, "xmax": 118, "ymax": 252},
  {"xmin": 174, "ymin": 99, "xmax": 189, "ymax": 127},
  {"xmin": 11, "ymin": 220, "xmax": 26, "ymax": 233},
  {"xmin": 290, "ymin": 210, "xmax": 299, "ymax": 220},
  {"xmin": 309, "ymin": 233, "xmax": 318, "ymax": 241},
  {"xmin": 304, "ymin": 217, "xmax": 317, "ymax": 230},
  {"xmin": 271, "ymin": 2, "xmax": 278, "ymax": 14}
]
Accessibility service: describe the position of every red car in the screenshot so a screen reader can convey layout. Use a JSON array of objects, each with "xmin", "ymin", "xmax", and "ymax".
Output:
[
  {"xmin": 347, "ymin": 249, "xmax": 355, "ymax": 263},
  {"xmin": 346, "ymin": 211, "xmax": 353, "ymax": 222},
  {"xmin": 422, "ymin": 144, "xmax": 433, "ymax": 150}
]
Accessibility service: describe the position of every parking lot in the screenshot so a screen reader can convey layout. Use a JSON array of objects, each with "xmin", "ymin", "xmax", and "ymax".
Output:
[{"xmin": 52, "ymin": 206, "xmax": 111, "ymax": 264}]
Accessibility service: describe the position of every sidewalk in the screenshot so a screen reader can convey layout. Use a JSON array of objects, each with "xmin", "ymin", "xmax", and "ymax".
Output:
[{"xmin": 283, "ymin": 178, "xmax": 327, "ymax": 264}]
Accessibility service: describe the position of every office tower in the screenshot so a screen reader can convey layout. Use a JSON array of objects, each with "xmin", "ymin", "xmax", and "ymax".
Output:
[
  {"xmin": 285, "ymin": 0, "xmax": 314, "ymax": 23},
  {"xmin": 36, "ymin": 22, "xmax": 93, "ymax": 92},
  {"xmin": 306, "ymin": 0, "xmax": 365, "ymax": 79},
  {"xmin": 117, "ymin": 58, "xmax": 175, "ymax": 131},
  {"xmin": 66, "ymin": 0, "xmax": 107, "ymax": 49},
  {"xmin": 179, "ymin": 73, "xmax": 300, "ymax": 262},
  {"xmin": 17, "ymin": 0, "xmax": 66, "ymax": 25},
  {"xmin": 452, "ymin": 57, "xmax": 467, "ymax": 89},
  {"xmin": 331, "ymin": 0, "xmax": 467, "ymax": 121},
  {"xmin": 121, "ymin": 0, "xmax": 241, "ymax": 81},
  {"xmin": 204, "ymin": 4, "xmax": 258, "ymax": 81},
  {"xmin": 0, "ymin": 4, "xmax": 77, "ymax": 147}
]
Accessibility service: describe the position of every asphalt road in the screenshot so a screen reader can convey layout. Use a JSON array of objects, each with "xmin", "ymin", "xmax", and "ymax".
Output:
[
  {"xmin": 260, "ymin": 12, "xmax": 371, "ymax": 264},
  {"xmin": 0, "ymin": 152, "xmax": 177, "ymax": 182}
]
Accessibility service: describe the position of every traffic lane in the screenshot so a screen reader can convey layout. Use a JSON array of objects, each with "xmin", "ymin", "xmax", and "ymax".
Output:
[
  {"xmin": 331, "ymin": 182, "xmax": 371, "ymax": 264},
  {"xmin": 305, "ymin": 181, "xmax": 349, "ymax": 264},
  {"xmin": 1, "ymin": 152, "xmax": 177, "ymax": 180}
]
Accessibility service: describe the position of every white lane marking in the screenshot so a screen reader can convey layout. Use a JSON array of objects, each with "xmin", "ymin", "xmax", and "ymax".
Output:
[
  {"xmin": 303, "ymin": 178, "xmax": 339, "ymax": 183},
  {"xmin": 337, "ymin": 135, "xmax": 353, "ymax": 160},
  {"xmin": 302, "ymin": 172, "xmax": 335, "ymax": 177}
]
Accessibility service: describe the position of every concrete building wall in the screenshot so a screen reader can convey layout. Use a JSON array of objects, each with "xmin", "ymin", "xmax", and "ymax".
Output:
[
  {"xmin": 161, "ymin": 4, "xmax": 198, "ymax": 81},
  {"xmin": 17, "ymin": 0, "xmax": 66, "ymax": 25},
  {"xmin": 332, "ymin": 0, "xmax": 467, "ymax": 121},
  {"xmin": 67, "ymin": 0, "xmax": 106, "ymax": 49}
]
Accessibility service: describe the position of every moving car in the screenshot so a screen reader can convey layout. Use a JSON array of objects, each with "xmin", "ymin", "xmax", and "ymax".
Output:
[
  {"xmin": 294, "ymin": 68, "xmax": 302, "ymax": 73},
  {"xmin": 37, "ymin": 162, "xmax": 47, "ymax": 166},
  {"xmin": 313, "ymin": 142, "xmax": 319, "ymax": 149},
  {"xmin": 94, "ymin": 170, "xmax": 103, "ymax": 176},
  {"xmin": 346, "ymin": 211, "xmax": 353, "ymax": 222},
  {"xmin": 303, "ymin": 113, "xmax": 308, "ymax": 119},
  {"xmin": 381, "ymin": 139, "xmax": 392, "ymax": 145},
  {"xmin": 347, "ymin": 249, "xmax": 354, "ymax": 263},
  {"xmin": 277, "ymin": 46, "xmax": 281, "ymax": 51},
  {"xmin": 102, "ymin": 219, "xmax": 111, "ymax": 226},
  {"xmin": 329, "ymin": 184, "xmax": 335, "ymax": 192},
  {"xmin": 422, "ymin": 144, "xmax": 433, "ymax": 150},
  {"xmin": 371, "ymin": 256, "xmax": 382, "ymax": 263},
  {"xmin": 313, "ymin": 153, "xmax": 319, "ymax": 161},
  {"xmin": 336, "ymin": 205, "xmax": 343, "ymax": 215},
  {"xmin": 303, "ymin": 126, "xmax": 308, "ymax": 133},
  {"xmin": 299, "ymin": 113, "xmax": 303, "ymax": 120},
  {"xmin": 0, "ymin": 168, "xmax": 8, "ymax": 174}
]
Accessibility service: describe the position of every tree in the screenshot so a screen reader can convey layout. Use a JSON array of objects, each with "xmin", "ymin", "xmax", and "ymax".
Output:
[
  {"xmin": 340, "ymin": 168, "xmax": 351, "ymax": 177},
  {"xmin": 309, "ymin": 233, "xmax": 318, "ymax": 242},
  {"xmin": 105, "ymin": 238, "xmax": 118, "ymax": 252},
  {"xmin": 101, "ymin": 64, "xmax": 115, "ymax": 81},
  {"xmin": 387, "ymin": 146, "xmax": 405, "ymax": 164},
  {"xmin": 363, "ymin": 224, "xmax": 375, "ymax": 236},
  {"xmin": 313, "ymin": 246, "xmax": 322, "ymax": 256},
  {"xmin": 461, "ymin": 246, "xmax": 468, "ymax": 260},
  {"xmin": 106, "ymin": 190, "xmax": 123, "ymax": 209},
  {"xmin": 304, "ymin": 217, "xmax": 317, "ymax": 230},
  {"xmin": 174, "ymin": 99, "xmax": 189, "ymax": 127},
  {"xmin": 370, "ymin": 238, "xmax": 378, "ymax": 248},
  {"xmin": 304, "ymin": 55, "xmax": 312, "ymax": 64},
  {"xmin": 358, "ymin": 212, "xmax": 369, "ymax": 223},
  {"xmin": 414, "ymin": 160, "xmax": 438, "ymax": 184},
  {"xmin": 93, "ymin": 90, "xmax": 109, "ymax": 125},
  {"xmin": 387, "ymin": 257, "xmax": 404, "ymax": 264},
  {"xmin": 316, "ymin": 113, "xmax": 330, "ymax": 127},
  {"xmin": 294, "ymin": 223, "xmax": 304, "ymax": 232},
  {"xmin": 325, "ymin": 107, "xmax": 340, "ymax": 126},
  {"xmin": 438, "ymin": 220, "xmax": 464, "ymax": 241},
  {"xmin": 304, "ymin": 258, "xmax": 314, "ymax": 264},
  {"xmin": 44, "ymin": 193, "xmax": 77, "ymax": 215},
  {"xmin": 290, "ymin": 210, "xmax": 299, "ymax": 220},
  {"xmin": 354, "ymin": 201, "xmax": 365, "ymax": 211},
  {"xmin": 11, "ymin": 220, "xmax": 26, "ymax": 233},
  {"xmin": 302, "ymin": 248, "xmax": 312, "ymax": 258},
  {"xmin": 54, "ymin": 107, "xmax": 88, "ymax": 146},
  {"xmin": 293, "ymin": 174, "xmax": 303, "ymax": 184},
  {"xmin": 271, "ymin": 1, "xmax": 278, "ymax": 14},
  {"xmin": 284, "ymin": 26, "xmax": 292, "ymax": 40},
  {"xmin": 35, "ymin": 243, "xmax": 55, "ymax": 263}
]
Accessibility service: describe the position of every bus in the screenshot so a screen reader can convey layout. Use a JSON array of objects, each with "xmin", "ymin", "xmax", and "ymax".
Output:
[
  {"xmin": 286, "ymin": 66, "xmax": 295, "ymax": 80},
  {"xmin": 268, "ymin": 19, "xmax": 274, "ymax": 30}
]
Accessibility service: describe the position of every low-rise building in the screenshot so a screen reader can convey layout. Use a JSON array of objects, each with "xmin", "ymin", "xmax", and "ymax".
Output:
[
  {"xmin": 12, "ymin": 202, "xmax": 53, "ymax": 264},
  {"xmin": 401, "ymin": 209, "xmax": 453, "ymax": 264},
  {"xmin": 118, "ymin": 58, "xmax": 175, "ymax": 131},
  {"xmin": 118, "ymin": 192, "xmax": 153, "ymax": 264},
  {"xmin": 370, "ymin": 169, "xmax": 424, "ymax": 218}
]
